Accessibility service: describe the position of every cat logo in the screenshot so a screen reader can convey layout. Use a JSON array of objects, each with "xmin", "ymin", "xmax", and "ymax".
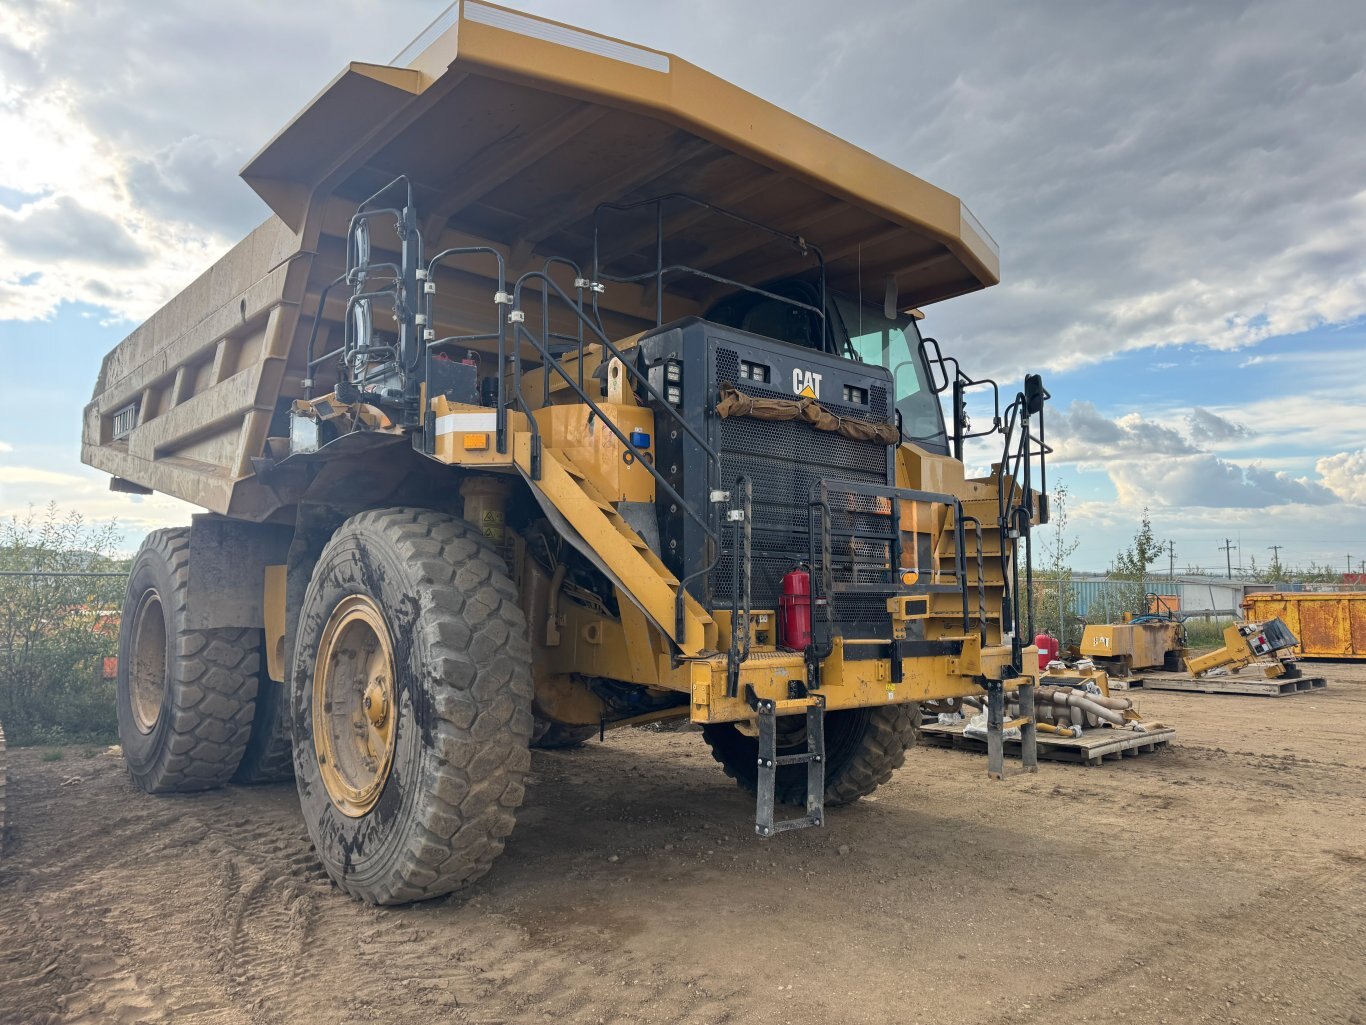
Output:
[{"xmin": 791, "ymin": 368, "xmax": 823, "ymax": 399}]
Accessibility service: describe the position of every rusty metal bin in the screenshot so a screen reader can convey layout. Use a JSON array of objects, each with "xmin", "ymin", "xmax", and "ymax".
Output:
[{"xmin": 1241, "ymin": 592, "xmax": 1366, "ymax": 660}]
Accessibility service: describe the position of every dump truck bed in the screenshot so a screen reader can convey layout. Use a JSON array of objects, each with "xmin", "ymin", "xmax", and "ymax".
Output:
[{"xmin": 83, "ymin": 0, "xmax": 999, "ymax": 518}]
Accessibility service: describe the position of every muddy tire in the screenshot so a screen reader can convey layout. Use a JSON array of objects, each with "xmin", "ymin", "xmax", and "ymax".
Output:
[
  {"xmin": 232, "ymin": 637, "xmax": 294, "ymax": 784},
  {"xmin": 291, "ymin": 507, "xmax": 534, "ymax": 905},
  {"xmin": 530, "ymin": 718, "xmax": 596, "ymax": 750},
  {"xmin": 702, "ymin": 703, "xmax": 920, "ymax": 807},
  {"xmin": 116, "ymin": 528, "xmax": 260, "ymax": 793}
]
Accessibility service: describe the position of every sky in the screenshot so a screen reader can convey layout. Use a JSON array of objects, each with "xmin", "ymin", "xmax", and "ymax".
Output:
[{"xmin": 1, "ymin": 0, "xmax": 1364, "ymax": 573}]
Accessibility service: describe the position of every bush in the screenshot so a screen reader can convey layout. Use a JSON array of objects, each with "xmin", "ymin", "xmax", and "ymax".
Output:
[
  {"xmin": 1184, "ymin": 618, "xmax": 1235, "ymax": 649},
  {"xmin": 0, "ymin": 505, "xmax": 127, "ymax": 746}
]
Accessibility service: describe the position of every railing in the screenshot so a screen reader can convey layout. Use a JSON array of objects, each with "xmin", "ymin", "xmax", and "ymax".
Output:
[
  {"xmin": 506, "ymin": 271, "xmax": 722, "ymax": 643},
  {"xmin": 421, "ymin": 246, "xmax": 509, "ymax": 449},
  {"xmin": 726, "ymin": 476, "xmax": 753, "ymax": 698},
  {"xmin": 806, "ymin": 479, "xmax": 973, "ymax": 688},
  {"xmin": 591, "ymin": 194, "xmax": 831, "ymax": 348},
  {"xmin": 919, "ymin": 334, "xmax": 1051, "ymax": 672},
  {"xmin": 995, "ymin": 377, "xmax": 1051, "ymax": 672}
]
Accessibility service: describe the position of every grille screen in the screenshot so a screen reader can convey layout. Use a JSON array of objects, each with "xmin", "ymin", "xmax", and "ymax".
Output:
[
  {"xmin": 111, "ymin": 402, "xmax": 139, "ymax": 441},
  {"xmin": 712, "ymin": 354, "xmax": 894, "ymax": 633}
]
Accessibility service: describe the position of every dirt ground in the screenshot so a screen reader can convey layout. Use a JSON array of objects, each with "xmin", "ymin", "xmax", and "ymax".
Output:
[{"xmin": 2, "ymin": 664, "xmax": 1364, "ymax": 1025}]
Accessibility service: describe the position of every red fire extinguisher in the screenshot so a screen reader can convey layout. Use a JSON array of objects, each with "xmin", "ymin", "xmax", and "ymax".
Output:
[
  {"xmin": 1034, "ymin": 630, "xmax": 1059, "ymax": 671},
  {"xmin": 778, "ymin": 567, "xmax": 813, "ymax": 651}
]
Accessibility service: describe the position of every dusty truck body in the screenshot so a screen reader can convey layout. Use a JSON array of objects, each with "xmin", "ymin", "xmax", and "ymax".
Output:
[{"xmin": 84, "ymin": 2, "xmax": 1050, "ymax": 904}]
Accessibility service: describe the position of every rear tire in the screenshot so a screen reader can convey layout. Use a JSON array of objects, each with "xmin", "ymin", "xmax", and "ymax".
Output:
[
  {"xmin": 232, "ymin": 635, "xmax": 294, "ymax": 784},
  {"xmin": 291, "ymin": 507, "xmax": 534, "ymax": 904},
  {"xmin": 116, "ymin": 528, "xmax": 259, "ymax": 793},
  {"xmin": 702, "ymin": 703, "xmax": 920, "ymax": 807},
  {"xmin": 530, "ymin": 718, "xmax": 596, "ymax": 749}
]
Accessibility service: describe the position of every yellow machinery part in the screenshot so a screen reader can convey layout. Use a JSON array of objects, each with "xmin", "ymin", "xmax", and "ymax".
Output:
[
  {"xmin": 1079, "ymin": 621, "xmax": 1183, "ymax": 671},
  {"xmin": 461, "ymin": 475, "xmax": 509, "ymax": 543},
  {"xmin": 1184, "ymin": 622, "xmax": 1288, "ymax": 679},
  {"xmin": 263, "ymin": 564, "xmax": 287, "ymax": 683}
]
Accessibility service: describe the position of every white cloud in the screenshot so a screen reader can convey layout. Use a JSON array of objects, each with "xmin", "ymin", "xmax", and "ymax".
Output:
[
  {"xmin": 0, "ymin": 463, "xmax": 194, "ymax": 541},
  {"xmin": 0, "ymin": 441, "xmax": 12, "ymax": 453},
  {"xmin": 1, "ymin": 0, "xmax": 1363, "ymax": 564},
  {"xmin": 1186, "ymin": 407, "xmax": 1251, "ymax": 444},
  {"xmin": 0, "ymin": 0, "xmax": 422, "ymax": 323},
  {"xmin": 1109, "ymin": 455, "xmax": 1336, "ymax": 509},
  {"xmin": 1316, "ymin": 449, "xmax": 1366, "ymax": 504},
  {"xmin": 1051, "ymin": 400, "xmax": 1198, "ymax": 462}
]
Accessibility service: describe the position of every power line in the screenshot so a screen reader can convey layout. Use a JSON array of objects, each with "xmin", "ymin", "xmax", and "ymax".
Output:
[{"xmin": 1218, "ymin": 538, "xmax": 1237, "ymax": 580}]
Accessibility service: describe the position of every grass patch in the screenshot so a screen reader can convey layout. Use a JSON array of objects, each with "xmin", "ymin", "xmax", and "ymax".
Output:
[
  {"xmin": 40, "ymin": 749, "xmax": 65, "ymax": 762},
  {"xmin": 1184, "ymin": 618, "xmax": 1236, "ymax": 648}
]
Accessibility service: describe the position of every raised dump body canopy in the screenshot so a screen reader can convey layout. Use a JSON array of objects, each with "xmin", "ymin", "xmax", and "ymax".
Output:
[{"xmin": 84, "ymin": 0, "xmax": 1000, "ymax": 519}]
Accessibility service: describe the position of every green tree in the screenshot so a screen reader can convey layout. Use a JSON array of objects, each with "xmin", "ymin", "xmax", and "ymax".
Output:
[
  {"xmin": 1108, "ymin": 508, "xmax": 1161, "ymax": 615},
  {"xmin": 1264, "ymin": 550, "xmax": 1287, "ymax": 583},
  {"xmin": 1033, "ymin": 483, "xmax": 1081, "ymax": 647},
  {"xmin": 0, "ymin": 505, "xmax": 127, "ymax": 745}
]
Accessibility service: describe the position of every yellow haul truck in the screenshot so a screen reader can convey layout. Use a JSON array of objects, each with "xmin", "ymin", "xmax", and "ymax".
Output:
[{"xmin": 85, "ymin": 2, "xmax": 1050, "ymax": 904}]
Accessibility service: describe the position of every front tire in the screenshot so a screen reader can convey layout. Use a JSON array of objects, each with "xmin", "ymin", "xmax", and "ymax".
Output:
[
  {"xmin": 702, "ymin": 703, "xmax": 920, "ymax": 807},
  {"xmin": 116, "ymin": 528, "xmax": 259, "ymax": 793},
  {"xmin": 291, "ymin": 508, "xmax": 534, "ymax": 905}
]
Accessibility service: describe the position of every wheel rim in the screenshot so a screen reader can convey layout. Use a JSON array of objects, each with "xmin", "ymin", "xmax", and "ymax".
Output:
[
  {"xmin": 313, "ymin": 594, "xmax": 398, "ymax": 817},
  {"xmin": 129, "ymin": 589, "xmax": 167, "ymax": 733}
]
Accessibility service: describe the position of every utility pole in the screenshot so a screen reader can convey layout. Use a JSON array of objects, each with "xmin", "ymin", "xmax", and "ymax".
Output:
[
  {"xmin": 1268, "ymin": 544, "xmax": 1283, "ymax": 581},
  {"xmin": 1349, "ymin": 554, "xmax": 1355, "ymax": 577},
  {"xmin": 1167, "ymin": 540, "xmax": 1176, "ymax": 583},
  {"xmin": 1219, "ymin": 538, "xmax": 1237, "ymax": 580}
]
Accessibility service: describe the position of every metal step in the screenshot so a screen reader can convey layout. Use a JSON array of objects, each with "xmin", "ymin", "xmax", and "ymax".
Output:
[{"xmin": 754, "ymin": 693, "xmax": 825, "ymax": 837}]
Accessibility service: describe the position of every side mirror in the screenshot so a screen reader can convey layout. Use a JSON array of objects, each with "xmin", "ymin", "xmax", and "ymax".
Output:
[{"xmin": 1024, "ymin": 373, "xmax": 1046, "ymax": 415}]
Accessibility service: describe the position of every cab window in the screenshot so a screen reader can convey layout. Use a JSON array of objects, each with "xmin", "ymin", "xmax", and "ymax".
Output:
[{"xmin": 833, "ymin": 296, "xmax": 947, "ymax": 453}]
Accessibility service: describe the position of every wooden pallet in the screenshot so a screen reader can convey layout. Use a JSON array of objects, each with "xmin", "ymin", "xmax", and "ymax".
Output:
[
  {"xmin": 1141, "ymin": 674, "xmax": 1327, "ymax": 697},
  {"xmin": 920, "ymin": 721, "xmax": 1175, "ymax": 766}
]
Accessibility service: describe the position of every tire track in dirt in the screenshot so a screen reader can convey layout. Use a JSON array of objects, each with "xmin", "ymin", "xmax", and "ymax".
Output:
[
  {"xmin": 4, "ymin": 676, "xmax": 1365, "ymax": 1025},
  {"xmin": 979, "ymin": 861, "xmax": 1366, "ymax": 1024}
]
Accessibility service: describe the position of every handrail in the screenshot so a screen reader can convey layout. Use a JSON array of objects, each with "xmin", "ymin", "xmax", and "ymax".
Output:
[
  {"xmin": 508, "ymin": 271, "xmax": 722, "ymax": 643},
  {"xmin": 960, "ymin": 515, "xmax": 988, "ymax": 647},
  {"xmin": 591, "ymin": 193, "xmax": 830, "ymax": 349},
  {"xmin": 423, "ymin": 246, "xmax": 508, "ymax": 451},
  {"xmin": 807, "ymin": 480, "xmax": 974, "ymax": 687},
  {"xmin": 993, "ymin": 379, "xmax": 1052, "ymax": 669},
  {"xmin": 726, "ymin": 476, "xmax": 753, "ymax": 698}
]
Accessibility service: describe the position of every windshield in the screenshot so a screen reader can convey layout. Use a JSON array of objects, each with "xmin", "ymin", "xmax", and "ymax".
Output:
[{"xmin": 833, "ymin": 296, "xmax": 947, "ymax": 454}]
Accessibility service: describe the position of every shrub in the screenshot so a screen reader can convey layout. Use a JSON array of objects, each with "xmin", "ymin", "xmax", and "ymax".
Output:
[{"xmin": 0, "ymin": 505, "xmax": 127, "ymax": 746}]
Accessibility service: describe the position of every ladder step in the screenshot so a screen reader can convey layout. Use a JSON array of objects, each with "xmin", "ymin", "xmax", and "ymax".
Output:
[{"xmin": 754, "ymin": 693, "xmax": 825, "ymax": 838}]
